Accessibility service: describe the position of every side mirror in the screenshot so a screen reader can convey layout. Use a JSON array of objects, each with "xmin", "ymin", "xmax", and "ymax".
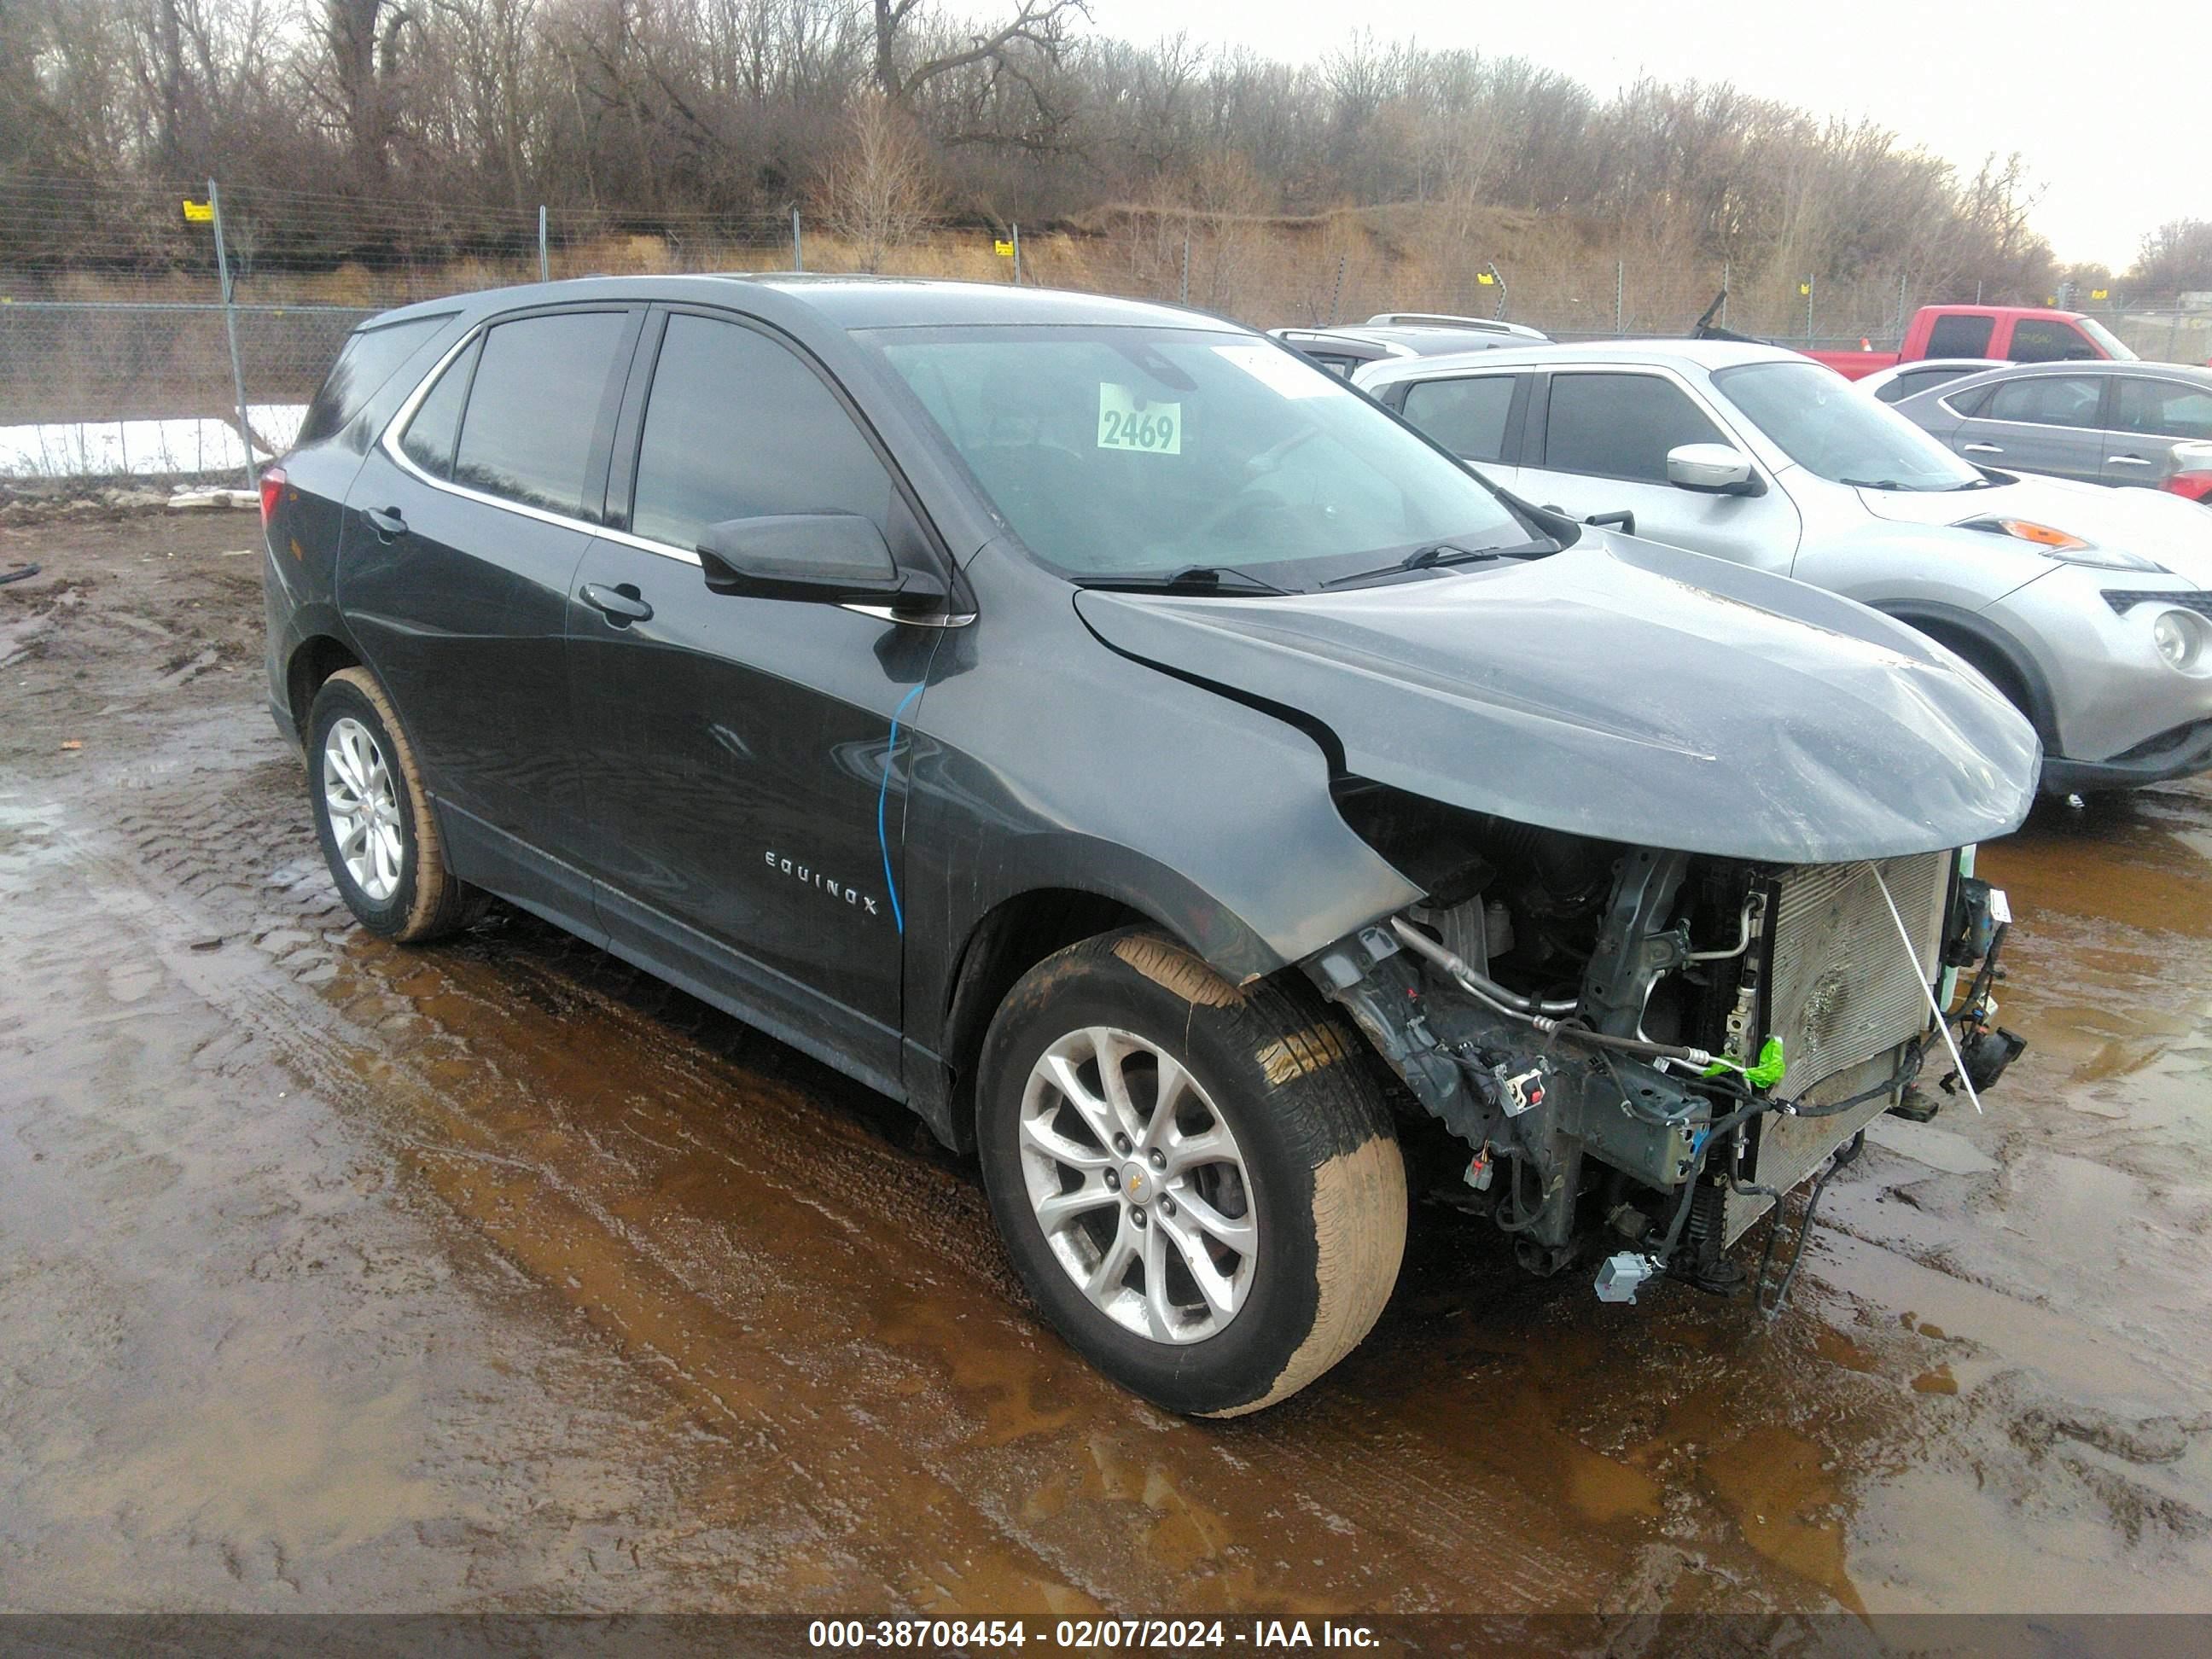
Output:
[
  {"xmin": 696, "ymin": 514, "xmax": 946, "ymax": 609},
  {"xmin": 1667, "ymin": 442, "xmax": 1764, "ymax": 497}
]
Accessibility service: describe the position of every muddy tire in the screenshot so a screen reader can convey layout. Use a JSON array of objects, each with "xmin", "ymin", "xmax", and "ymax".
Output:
[
  {"xmin": 307, "ymin": 667, "xmax": 483, "ymax": 943},
  {"xmin": 977, "ymin": 928, "xmax": 1406, "ymax": 1417}
]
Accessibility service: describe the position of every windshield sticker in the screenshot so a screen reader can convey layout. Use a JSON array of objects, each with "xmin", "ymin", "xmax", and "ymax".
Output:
[
  {"xmin": 1211, "ymin": 342, "xmax": 1343, "ymax": 399},
  {"xmin": 1097, "ymin": 383, "xmax": 1182, "ymax": 454}
]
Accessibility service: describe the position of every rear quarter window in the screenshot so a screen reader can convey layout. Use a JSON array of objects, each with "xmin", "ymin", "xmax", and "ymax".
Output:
[{"xmin": 297, "ymin": 315, "xmax": 453, "ymax": 446}]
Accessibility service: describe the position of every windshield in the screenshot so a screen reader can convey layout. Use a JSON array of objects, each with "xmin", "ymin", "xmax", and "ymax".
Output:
[
  {"xmin": 1714, "ymin": 359, "xmax": 1986, "ymax": 491},
  {"xmin": 864, "ymin": 324, "xmax": 1537, "ymax": 590},
  {"xmin": 2078, "ymin": 317, "xmax": 2137, "ymax": 361}
]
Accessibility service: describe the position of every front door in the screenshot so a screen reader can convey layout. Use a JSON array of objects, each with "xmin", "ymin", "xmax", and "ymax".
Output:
[
  {"xmin": 342, "ymin": 305, "xmax": 639, "ymax": 905},
  {"xmin": 1512, "ymin": 369, "xmax": 1802, "ymax": 574},
  {"xmin": 566, "ymin": 307, "xmax": 943, "ymax": 1094}
]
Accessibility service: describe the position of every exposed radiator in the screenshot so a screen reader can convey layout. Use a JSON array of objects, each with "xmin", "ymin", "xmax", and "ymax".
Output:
[{"xmin": 1724, "ymin": 851, "xmax": 1950, "ymax": 1242}]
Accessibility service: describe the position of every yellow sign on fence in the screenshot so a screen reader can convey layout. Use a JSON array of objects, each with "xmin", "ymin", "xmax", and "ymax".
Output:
[
  {"xmin": 182, "ymin": 199, "xmax": 213, "ymax": 224},
  {"xmin": 993, "ymin": 239, "xmax": 1014, "ymax": 258},
  {"xmin": 2091, "ymin": 288, "xmax": 2109, "ymax": 300},
  {"xmin": 1476, "ymin": 271, "xmax": 1495, "ymax": 286}
]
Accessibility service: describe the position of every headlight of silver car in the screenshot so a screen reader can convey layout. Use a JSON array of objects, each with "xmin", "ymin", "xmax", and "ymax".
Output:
[{"xmin": 1959, "ymin": 515, "xmax": 2167, "ymax": 572}]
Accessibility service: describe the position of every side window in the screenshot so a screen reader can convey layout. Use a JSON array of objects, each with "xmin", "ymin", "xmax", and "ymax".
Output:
[
  {"xmin": 451, "ymin": 311, "xmax": 632, "ymax": 518},
  {"xmin": 300, "ymin": 314, "xmax": 451, "ymax": 446},
  {"xmin": 1401, "ymin": 374, "xmax": 1517, "ymax": 463},
  {"xmin": 1924, "ymin": 314, "xmax": 1995, "ymax": 358},
  {"xmin": 629, "ymin": 313, "xmax": 894, "ymax": 550},
  {"xmin": 1986, "ymin": 375, "xmax": 2102, "ymax": 428},
  {"xmin": 2010, "ymin": 319, "xmax": 2095, "ymax": 364},
  {"xmin": 398, "ymin": 336, "xmax": 480, "ymax": 480},
  {"xmin": 1543, "ymin": 372, "xmax": 1724, "ymax": 482},
  {"xmin": 2112, "ymin": 378, "xmax": 2212, "ymax": 442}
]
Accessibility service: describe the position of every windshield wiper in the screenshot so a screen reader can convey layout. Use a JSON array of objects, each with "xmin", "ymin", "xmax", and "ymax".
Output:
[
  {"xmin": 1321, "ymin": 538, "xmax": 1553, "ymax": 590},
  {"xmin": 1840, "ymin": 477, "xmax": 1908, "ymax": 491},
  {"xmin": 1078, "ymin": 564, "xmax": 1293, "ymax": 596}
]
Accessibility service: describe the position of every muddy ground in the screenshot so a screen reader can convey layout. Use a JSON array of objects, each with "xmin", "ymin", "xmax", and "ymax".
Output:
[{"xmin": 3, "ymin": 514, "xmax": 2211, "ymax": 1620}]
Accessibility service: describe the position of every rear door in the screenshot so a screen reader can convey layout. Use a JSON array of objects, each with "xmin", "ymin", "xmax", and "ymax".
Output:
[
  {"xmin": 1512, "ymin": 368, "xmax": 1801, "ymax": 573},
  {"xmin": 2104, "ymin": 375, "xmax": 2212, "ymax": 488},
  {"xmin": 343, "ymin": 305, "xmax": 641, "ymax": 918},
  {"xmin": 1944, "ymin": 372, "xmax": 2109, "ymax": 481},
  {"xmin": 565, "ymin": 306, "xmax": 943, "ymax": 1094}
]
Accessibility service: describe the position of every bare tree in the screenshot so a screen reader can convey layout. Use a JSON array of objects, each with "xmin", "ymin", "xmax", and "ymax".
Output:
[
  {"xmin": 816, "ymin": 90, "xmax": 936, "ymax": 271},
  {"xmin": 315, "ymin": 0, "xmax": 423, "ymax": 185},
  {"xmin": 870, "ymin": 0, "xmax": 1084, "ymax": 106},
  {"xmin": 2131, "ymin": 220, "xmax": 2212, "ymax": 293}
]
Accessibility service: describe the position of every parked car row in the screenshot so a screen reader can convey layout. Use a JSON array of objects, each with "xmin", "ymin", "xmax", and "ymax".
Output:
[
  {"xmin": 1342, "ymin": 338, "xmax": 2212, "ymax": 794},
  {"xmin": 270, "ymin": 276, "xmax": 2046, "ymax": 1417}
]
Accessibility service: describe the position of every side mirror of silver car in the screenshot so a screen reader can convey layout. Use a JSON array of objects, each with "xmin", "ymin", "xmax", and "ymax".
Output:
[{"xmin": 1667, "ymin": 443, "xmax": 1765, "ymax": 497}]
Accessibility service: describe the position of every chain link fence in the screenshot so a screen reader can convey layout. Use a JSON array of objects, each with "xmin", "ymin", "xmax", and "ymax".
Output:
[{"xmin": 4, "ymin": 178, "xmax": 2208, "ymax": 481}]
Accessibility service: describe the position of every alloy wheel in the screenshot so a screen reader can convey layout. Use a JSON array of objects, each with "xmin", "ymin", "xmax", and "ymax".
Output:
[
  {"xmin": 1016, "ymin": 1025, "xmax": 1258, "ymax": 1344},
  {"xmin": 323, "ymin": 715, "xmax": 404, "ymax": 903}
]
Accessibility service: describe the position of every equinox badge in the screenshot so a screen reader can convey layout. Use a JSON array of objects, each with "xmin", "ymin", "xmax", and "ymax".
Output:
[{"xmin": 765, "ymin": 850, "xmax": 879, "ymax": 917}]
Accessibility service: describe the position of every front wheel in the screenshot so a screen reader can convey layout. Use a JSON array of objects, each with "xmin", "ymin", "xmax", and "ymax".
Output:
[{"xmin": 977, "ymin": 929, "xmax": 1406, "ymax": 1416}]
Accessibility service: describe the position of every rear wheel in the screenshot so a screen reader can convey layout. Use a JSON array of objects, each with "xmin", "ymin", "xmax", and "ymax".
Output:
[
  {"xmin": 307, "ymin": 667, "xmax": 483, "ymax": 942},
  {"xmin": 977, "ymin": 928, "xmax": 1406, "ymax": 1416}
]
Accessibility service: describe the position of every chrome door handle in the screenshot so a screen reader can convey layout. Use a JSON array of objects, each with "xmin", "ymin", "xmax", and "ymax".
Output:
[
  {"xmin": 1962, "ymin": 443, "xmax": 2004, "ymax": 456},
  {"xmin": 579, "ymin": 583, "xmax": 654, "ymax": 624},
  {"xmin": 365, "ymin": 506, "xmax": 407, "ymax": 539},
  {"xmin": 2109, "ymin": 454, "xmax": 2153, "ymax": 466}
]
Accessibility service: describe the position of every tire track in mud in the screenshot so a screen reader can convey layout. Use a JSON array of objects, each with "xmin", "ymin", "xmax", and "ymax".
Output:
[{"xmin": 59, "ymin": 727, "xmax": 1635, "ymax": 1614}]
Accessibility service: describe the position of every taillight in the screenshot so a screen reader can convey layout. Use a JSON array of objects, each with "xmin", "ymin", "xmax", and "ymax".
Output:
[
  {"xmin": 259, "ymin": 465, "xmax": 288, "ymax": 526},
  {"xmin": 2163, "ymin": 473, "xmax": 2212, "ymax": 504}
]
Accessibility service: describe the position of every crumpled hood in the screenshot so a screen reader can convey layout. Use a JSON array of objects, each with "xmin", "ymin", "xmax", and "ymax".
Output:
[
  {"xmin": 1854, "ymin": 473, "xmax": 2212, "ymax": 588},
  {"xmin": 1074, "ymin": 532, "xmax": 2039, "ymax": 864}
]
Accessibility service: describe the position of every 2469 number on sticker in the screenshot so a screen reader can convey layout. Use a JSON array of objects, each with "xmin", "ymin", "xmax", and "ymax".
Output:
[{"xmin": 1097, "ymin": 384, "xmax": 1180, "ymax": 454}]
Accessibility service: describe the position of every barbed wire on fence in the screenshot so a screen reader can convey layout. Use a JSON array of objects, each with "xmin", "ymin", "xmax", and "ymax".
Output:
[{"xmin": 3, "ymin": 177, "xmax": 2209, "ymax": 483}]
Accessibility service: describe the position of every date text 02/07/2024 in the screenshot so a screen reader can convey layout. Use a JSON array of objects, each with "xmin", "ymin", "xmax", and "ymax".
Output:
[{"xmin": 804, "ymin": 1617, "xmax": 1384, "ymax": 1650}]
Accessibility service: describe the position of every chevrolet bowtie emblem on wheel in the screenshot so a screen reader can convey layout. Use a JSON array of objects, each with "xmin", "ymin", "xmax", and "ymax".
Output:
[
  {"xmin": 765, "ymin": 851, "xmax": 879, "ymax": 917},
  {"xmin": 1123, "ymin": 1168, "xmax": 1148, "ymax": 1200}
]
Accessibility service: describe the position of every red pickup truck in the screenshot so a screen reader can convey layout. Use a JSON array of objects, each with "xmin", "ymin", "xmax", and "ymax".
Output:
[{"xmin": 1808, "ymin": 305, "xmax": 2134, "ymax": 380}]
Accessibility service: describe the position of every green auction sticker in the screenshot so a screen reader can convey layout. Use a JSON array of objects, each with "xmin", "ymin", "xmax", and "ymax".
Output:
[{"xmin": 1097, "ymin": 383, "xmax": 1181, "ymax": 455}]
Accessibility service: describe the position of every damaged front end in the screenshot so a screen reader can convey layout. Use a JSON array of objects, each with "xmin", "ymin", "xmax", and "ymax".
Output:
[{"xmin": 1305, "ymin": 781, "xmax": 2021, "ymax": 1304}]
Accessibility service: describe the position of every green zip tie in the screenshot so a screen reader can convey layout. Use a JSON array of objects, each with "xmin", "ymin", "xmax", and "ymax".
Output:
[{"xmin": 1706, "ymin": 1034, "xmax": 1786, "ymax": 1090}]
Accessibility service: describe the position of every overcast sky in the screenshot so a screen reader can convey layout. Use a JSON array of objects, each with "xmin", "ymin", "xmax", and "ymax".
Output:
[{"xmin": 1086, "ymin": 0, "xmax": 2198, "ymax": 270}]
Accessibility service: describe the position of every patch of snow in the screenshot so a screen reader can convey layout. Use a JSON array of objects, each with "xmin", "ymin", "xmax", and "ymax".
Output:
[{"xmin": 0, "ymin": 404, "xmax": 307, "ymax": 479}]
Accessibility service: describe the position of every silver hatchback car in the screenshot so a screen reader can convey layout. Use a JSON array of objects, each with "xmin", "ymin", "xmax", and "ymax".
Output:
[
  {"xmin": 1359, "ymin": 340, "xmax": 2212, "ymax": 793},
  {"xmin": 1887, "ymin": 358, "xmax": 2212, "ymax": 503}
]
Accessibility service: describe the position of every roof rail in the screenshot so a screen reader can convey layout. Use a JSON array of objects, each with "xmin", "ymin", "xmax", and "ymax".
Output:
[{"xmin": 1365, "ymin": 312, "xmax": 1542, "ymax": 335}]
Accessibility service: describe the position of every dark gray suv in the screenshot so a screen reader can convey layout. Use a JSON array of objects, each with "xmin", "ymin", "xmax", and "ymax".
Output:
[{"xmin": 262, "ymin": 275, "xmax": 2034, "ymax": 1414}]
